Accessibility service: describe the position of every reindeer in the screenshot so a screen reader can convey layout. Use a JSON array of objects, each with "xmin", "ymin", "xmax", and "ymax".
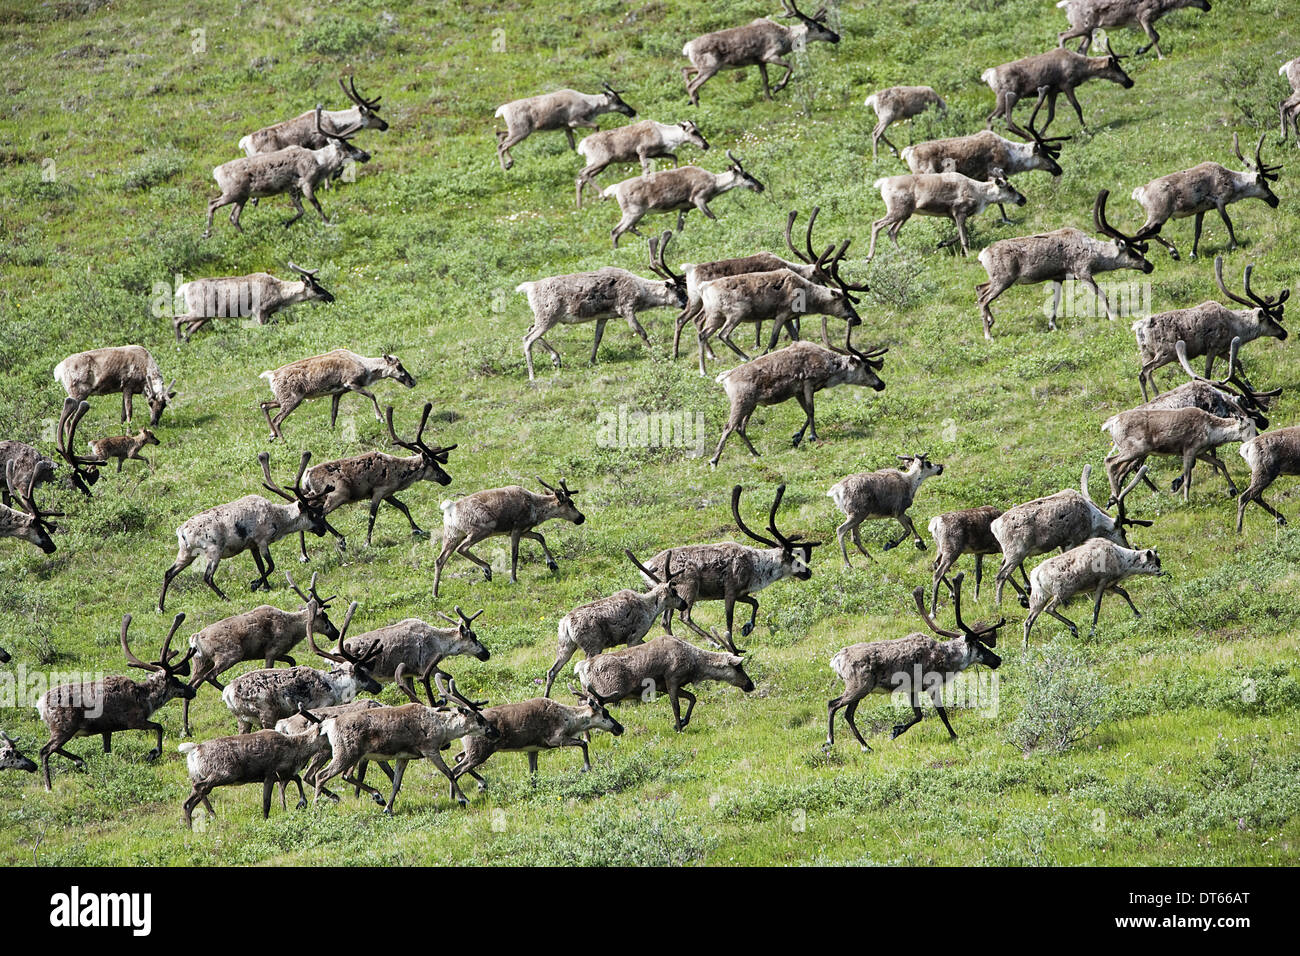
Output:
[
  {"xmin": 576, "ymin": 635, "xmax": 754, "ymax": 732},
  {"xmin": 1128, "ymin": 339, "xmax": 1275, "ymax": 495},
  {"xmin": 1024, "ymin": 538, "xmax": 1162, "ymax": 643},
  {"xmin": 990, "ymin": 464, "xmax": 1151, "ymax": 605},
  {"xmin": 1057, "ymin": 0, "xmax": 1211, "ymax": 59},
  {"xmin": 172, "ymin": 263, "xmax": 335, "ymax": 341},
  {"xmin": 636, "ymin": 485, "xmax": 821, "ymax": 652},
  {"xmin": 157, "ymin": 452, "xmax": 334, "ymax": 611},
  {"xmin": 221, "ymin": 603, "xmax": 382, "ymax": 733},
  {"xmin": 36, "ymin": 614, "xmax": 196, "ymax": 791},
  {"xmin": 518, "ymin": 233, "xmax": 687, "ymax": 380},
  {"xmin": 54, "ymin": 345, "xmax": 175, "ymax": 426},
  {"xmin": 710, "ymin": 333, "xmax": 887, "ymax": 466},
  {"xmin": 828, "ymin": 454, "xmax": 945, "ymax": 567},
  {"xmin": 0, "ymin": 732, "xmax": 36, "ymax": 774},
  {"xmin": 681, "ymin": 0, "xmax": 840, "ymax": 106},
  {"xmin": 259, "ymin": 349, "xmax": 416, "ymax": 441},
  {"xmin": 433, "ymin": 478, "xmax": 585, "ymax": 598},
  {"xmin": 544, "ymin": 550, "xmax": 687, "ymax": 698},
  {"xmin": 867, "ymin": 172, "xmax": 1027, "ymax": 259},
  {"xmin": 0, "ymin": 440, "xmax": 58, "ymax": 509},
  {"xmin": 826, "ymin": 576, "xmax": 1002, "ymax": 750},
  {"xmin": 495, "ymin": 83, "xmax": 636, "ymax": 170},
  {"xmin": 204, "ymin": 107, "xmax": 371, "ymax": 237},
  {"xmin": 179, "ymin": 572, "xmax": 342, "ymax": 736},
  {"xmin": 982, "ymin": 41, "xmax": 1134, "ymax": 137},
  {"xmin": 976, "ymin": 190, "xmax": 1155, "ymax": 338},
  {"xmin": 928, "ymin": 505, "xmax": 1005, "ymax": 614},
  {"xmin": 1129, "ymin": 134, "xmax": 1282, "ymax": 260},
  {"xmin": 1102, "ymin": 406, "xmax": 1256, "ymax": 502},
  {"xmin": 339, "ymin": 605, "xmax": 491, "ymax": 700},
  {"xmin": 296, "ymin": 403, "xmax": 455, "ymax": 558},
  {"xmin": 453, "ymin": 686, "xmax": 624, "ymax": 790},
  {"xmin": 0, "ymin": 461, "xmax": 59, "ymax": 554},
  {"xmin": 87, "ymin": 428, "xmax": 159, "ymax": 473},
  {"xmin": 1236, "ymin": 426, "xmax": 1300, "ymax": 531},
  {"xmin": 239, "ymin": 76, "xmax": 387, "ymax": 155},
  {"xmin": 903, "ymin": 124, "xmax": 1068, "ymax": 223},
  {"xmin": 864, "ymin": 85, "xmax": 946, "ymax": 160},
  {"xmin": 672, "ymin": 208, "xmax": 868, "ymax": 359},
  {"xmin": 179, "ymin": 706, "xmax": 335, "ymax": 828},
  {"xmin": 312, "ymin": 665, "xmax": 498, "ymax": 812},
  {"xmin": 575, "ymin": 119, "xmax": 709, "ymax": 207},
  {"xmin": 1134, "ymin": 257, "xmax": 1288, "ymax": 399},
  {"xmin": 693, "ymin": 261, "xmax": 863, "ymax": 374},
  {"xmin": 274, "ymin": 698, "xmax": 391, "ymax": 800},
  {"xmin": 1280, "ymin": 59, "xmax": 1300, "ymax": 144},
  {"xmin": 603, "ymin": 150, "xmax": 764, "ymax": 248}
]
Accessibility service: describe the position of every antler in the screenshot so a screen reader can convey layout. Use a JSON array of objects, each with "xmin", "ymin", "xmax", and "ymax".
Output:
[
  {"xmin": 731, "ymin": 485, "xmax": 778, "ymax": 547},
  {"xmin": 121, "ymin": 613, "xmax": 187, "ymax": 672},
  {"xmin": 55, "ymin": 398, "xmax": 105, "ymax": 496},
  {"xmin": 1234, "ymin": 132, "xmax": 1283, "ymax": 180},
  {"xmin": 315, "ymin": 104, "xmax": 363, "ymax": 142},
  {"xmin": 339, "ymin": 75, "xmax": 381, "ymax": 110},
  {"xmin": 726, "ymin": 148, "xmax": 746, "ymax": 172},
  {"xmin": 625, "ymin": 548, "xmax": 662, "ymax": 584}
]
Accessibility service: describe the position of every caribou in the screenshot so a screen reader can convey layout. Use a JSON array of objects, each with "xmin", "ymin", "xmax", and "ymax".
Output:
[
  {"xmin": 204, "ymin": 107, "xmax": 371, "ymax": 237},
  {"xmin": 1237, "ymin": 426, "xmax": 1300, "ymax": 532},
  {"xmin": 0, "ymin": 461, "xmax": 59, "ymax": 554},
  {"xmin": 86, "ymin": 427, "xmax": 159, "ymax": 474},
  {"xmin": 827, "ymin": 454, "xmax": 944, "ymax": 567},
  {"xmin": 495, "ymin": 83, "xmax": 636, "ymax": 171},
  {"xmin": 240, "ymin": 76, "xmax": 386, "ymax": 155},
  {"xmin": 603, "ymin": 150, "xmax": 764, "ymax": 248},
  {"xmin": 1129, "ymin": 134, "xmax": 1282, "ymax": 260},
  {"xmin": 259, "ymin": 349, "xmax": 416, "ymax": 441},
  {"xmin": 518, "ymin": 233, "xmax": 687, "ymax": 380},
  {"xmin": 976, "ymin": 190, "xmax": 1155, "ymax": 338},
  {"xmin": 982, "ymin": 41, "xmax": 1134, "ymax": 137},
  {"xmin": 867, "ymin": 172, "xmax": 1027, "ymax": 259},
  {"xmin": 1102, "ymin": 405, "xmax": 1256, "ymax": 502},
  {"xmin": 1056, "ymin": 0, "xmax": 1211, "ymax": 59},
  {"xmin": 1023, "ymin": 539, "xmax": 1163, "ymax": 643},
  {"xmin": 172, "ymin": 263, "xmax": 335, "ymax": 341},
  {"xmin": 54, "ymin": 346, "xmax": 175, "ymax": 427},
  {"xmin": 927, "ymin": 505, "xmax": 1005, "ymax": 614},
  {"xmin": 864, "ymin": 85, "xmax": 946, "ymax": 160},
  {"xmin": 575, "ymin": 120, "xmax": 709, "ymax": 207},
  {"xmin": 681, "ymin": 0, "xmax": 840, "ymax": 106}
]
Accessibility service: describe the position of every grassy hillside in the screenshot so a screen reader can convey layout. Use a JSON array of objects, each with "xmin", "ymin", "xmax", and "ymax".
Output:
[{"xmin": 1, "ymin": 0, "xmax": 1298, "ymax": 865}]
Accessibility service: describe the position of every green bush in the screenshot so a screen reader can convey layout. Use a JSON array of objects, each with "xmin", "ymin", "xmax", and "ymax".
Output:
[{"xmin": 1005, "ymin": 645, "xmax": 1114, "ymax": 754}]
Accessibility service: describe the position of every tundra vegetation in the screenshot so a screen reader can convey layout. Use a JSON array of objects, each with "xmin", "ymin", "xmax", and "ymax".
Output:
[{"xmin": 0, "ymin": 0, "xmax": 1297, "ymax": 867}]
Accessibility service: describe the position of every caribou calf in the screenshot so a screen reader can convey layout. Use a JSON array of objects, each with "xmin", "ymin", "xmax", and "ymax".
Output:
[
  {"xmin": 576, "ymin": 635, "xmax": 754, "ymax": 732},
  {"xmin": 87, "ymin": 428, "xmax": 159, "ymax": 473},
  {"xmin": 865, "ymin": 85, "xmax": 945, "ymax": 159},
  {"xmin": 495, "ymin": 83, "xmax": 635, "ymax": 170},
  {"xmin": 433, "ymin": 478, "xmax": 585, "ymax": 597},
  {"xmin": 828, "ymin": 454, "xmax": 944, "ymax": 567},
  {"xmin": 826, "ymin": 578, "xmax": 1002, "ymax": 750},
  {"xmin": 868, "ymin": 172, "xmax": 1026, "ymax": 259},
  {"xmin": 1237, "ymin": 426, "xmax": 1300, "ymax": 531},
  {"xmin": 259, "ymin": 349, "xmax": 416, "ymax": 441}
]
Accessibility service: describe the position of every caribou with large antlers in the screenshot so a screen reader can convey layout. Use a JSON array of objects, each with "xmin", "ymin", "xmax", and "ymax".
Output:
[
  {"xmin": 681, "ymin": 0, "xmax": 840, "ymax": 106},
  {"xmin": 710, "ymin": 332, "xmax": 886, "ymax": 466},
  {"xmin": 826, "ymin": 576, "xmax": 1003, "ymax": 751},
  {"xmin": 976, "ymin": 190, "xmax": 1155, "ymax": 338},
  {"xmin": 433, "ymin": 478, "xmax": 585, "ymax": 598},
  {"xmin": 518, "ymin": 233, "xmax": 687, "ymax": 380},
  {"xmin": 1133, "ymin": 257, "xmax": 1288, "ymax": 399},
  {"xmin": 204, "ymin": 106, "xmax": 371, "ymax": 237},
  {"xmin": 672, "ymin": 208, "xmax": 869, "ymax": 359},
  {"xmin": 494, "ymin": 83, "xmax": 636, "ymax": 171},
  {"xmin": 635, "ymin": 485, "xmax": 820, "ymax": 652},
  {"xmin": 37, "ymin": 614, "xmax": 196, "ymax": 790},
  {"xmin": 172, "ymin": 263, "xmax": 335, "ymax": 341},
  {"xmin": 0, "ymin": 461, "xmax": 59, "ymax": 554},
  {"xmin": 240, "ymin": 76, "xmax": 387, "ymax": 155},
  {"xmin": 603, "ymin": 150, "xmax": 764, "ymax": 248},
  {"xmin": 296, "ymin": 403, "xmax": 455, "ymax": 558},
  {"xmin": 157, "ymin": 452, "xmax": 334, "ymax": 611},
  {"xmin": 982, "ymin": 41, "xmax": 1134, "ymax": 137},
  {"xmin": 1130, "ymin": 134, "xmax": 1282, "ymax": 260},
  {"xmin": 53, "ymin": 398, "xmax": 106, "ymax": 496}
]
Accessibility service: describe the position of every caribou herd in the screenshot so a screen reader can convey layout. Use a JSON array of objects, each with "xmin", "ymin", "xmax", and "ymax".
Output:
[{"xmin": 4, "ymin": 2, "xmax": 1299, "ymax": 831}]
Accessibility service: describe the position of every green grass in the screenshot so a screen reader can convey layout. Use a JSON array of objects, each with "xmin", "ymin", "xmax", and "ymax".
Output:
[{"xmin": 1, "ymin": 0, "xmax": 1299, "ymax": 865}]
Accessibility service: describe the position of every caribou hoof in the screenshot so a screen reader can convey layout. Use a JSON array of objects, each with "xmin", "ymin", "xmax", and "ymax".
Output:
[
  {"xmin": 889, "ymin": 725, "xmax": 907, "ymax": 740},
  {"xmin": 296, "ymin": 799, "xmax": 307, "ymax": 810},
  {"xmin": 546, "ymin": 559, "xmax": 559, "ymax": 573},
  {"xmin": 1018, "ymin": 595, "xmax": 1030, "ymax": 609},
  {"xmin": 915, "ymin": 540, "xmax": 926, "ymax": 551},
  {"xmin": 370, "ymin": 792, "xmax": 385, "ymax": 807},
  {"xmin": 882, "ymin": 540, "xmax": 899, "ymax": 552},
  {"xmin": 145, "ymin": 749, "xmax": 161, "ymax": 763},
  {"xmin": 481, "ymin": 567, "xmax": 492, "ymax": 582},
  {"xmin": 740, "ymin": 622, "xmax": 754, "ymax": 637}
]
